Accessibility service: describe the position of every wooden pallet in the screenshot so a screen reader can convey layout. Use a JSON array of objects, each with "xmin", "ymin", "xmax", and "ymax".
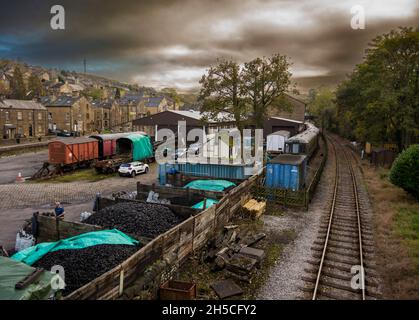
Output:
[{"xmin": 242, "ymin": 199, "xmax": 266, "ymax": 219}]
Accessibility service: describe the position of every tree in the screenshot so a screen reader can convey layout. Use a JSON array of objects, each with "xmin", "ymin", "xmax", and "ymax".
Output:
[
  {"xmin": 336, "ymin": 27, "xmax": 419, "ymax": 150},
  {"xmin": 0, "ymin": 80, "xmax": 9, "ymax": 97},
  {"xmin": 199, "ymin": 59, "xmax": 246, "ymax": 131},
  {"xmin": 241, "ymin": 54, "xmax": 294, "ymax": 127},
  {"xmin": 161, "ymin": 87, "xmax": 182, "ymax": 106},
  {"xmin": 115, "ymin": 87, "xmax": 121, "ymax": 99},
  {"xmin": 9, "ymin": 66, "xmax": 26, "ymax": 99},
  {"xmin": 27, "ymin": 74, "xmax": 45, "ymax": 99},
  {"xmin": 308, "ymin": 87, "xmax": 337, "ymax": 130},
  {"xmin": 84, "ymin": 88, "xmax": 104, "ymax": 100}
]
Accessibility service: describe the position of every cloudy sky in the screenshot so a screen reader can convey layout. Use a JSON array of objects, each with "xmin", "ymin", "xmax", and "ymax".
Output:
[{"xmin": 0, "ymin": 0, "xmax": 417, "ymax": 92}]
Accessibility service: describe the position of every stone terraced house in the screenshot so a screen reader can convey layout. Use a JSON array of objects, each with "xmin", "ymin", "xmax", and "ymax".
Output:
[{"xmin": 0, "ymin": 99, "xmax": 48, "ymax": 139}]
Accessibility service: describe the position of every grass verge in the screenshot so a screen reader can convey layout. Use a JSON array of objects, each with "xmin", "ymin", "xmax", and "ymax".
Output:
[
  {"xmin": 34, "ymin": 168, "xmax": 116, "ymax": 183},
  {"xmin": 362, "ymin": 163, "xmax": 419, "ymax": 299}
]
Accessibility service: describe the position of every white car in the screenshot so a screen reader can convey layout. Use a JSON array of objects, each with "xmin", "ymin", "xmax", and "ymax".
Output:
[{"xmin": 118, "ymin": 162, "xmax": 149, "ymax": 177}]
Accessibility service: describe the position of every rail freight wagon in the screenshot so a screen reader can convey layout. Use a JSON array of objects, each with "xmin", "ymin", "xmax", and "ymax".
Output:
[
  {"xmin": 90, "ymin": 132, "xmax": 147, "ymax": 160},
  {"xmin": 48, "ymin": 137, "xmax": 99, "ymax": 167},
  {"xmin": 116, "ymin": 134, "xmax": 153, "ymax": 162},
  {"xmin": 265, "ymin": 154, "xmax": 307, "ymax": 191},
  {"xmin": 284, "ymin": 122, "xmax": 319, "ymax": 160}
]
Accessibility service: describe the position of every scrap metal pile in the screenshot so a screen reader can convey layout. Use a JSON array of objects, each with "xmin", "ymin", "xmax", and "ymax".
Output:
[
  {"xmin": 34, "ymin": 244, "xmax": 138, "ymax": 295},
  {"xmin": 84, "ymin": 202, "xmax": 183, "ymax": 238}
]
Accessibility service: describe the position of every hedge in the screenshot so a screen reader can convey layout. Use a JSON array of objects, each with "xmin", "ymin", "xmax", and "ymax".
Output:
[{"xmin": 389, "ymin": 144, "xmax": 419, "ymax": 200}]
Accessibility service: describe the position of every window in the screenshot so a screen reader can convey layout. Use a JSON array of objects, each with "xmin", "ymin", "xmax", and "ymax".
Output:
[
  {"xmin": 38, "ymin": 112, "xmax": 42, "ymax": 120},
  {"xmin": 65, "ymin": 113, "xmax": 70, "ymax": 121},
  {"xmin": 17, "ymin": 111, "xmax": 22, "ymax": 120},
  {"xmin": 28, "ymin": 111, "xmax": 33, "ymax": 121},
  {"xmin": 18, "ymin": 127, "xmax": 23, "ymax": 135},
  {"xmin": 5, "ymin": 111, "xmax": 9, "ymax": 122},
  {"xmin": 38, "ymin": 125, "xmax": 43, "ymax": 133}
]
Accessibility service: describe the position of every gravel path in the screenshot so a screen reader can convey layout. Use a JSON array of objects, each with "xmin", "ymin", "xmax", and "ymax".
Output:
[{"xmin": 257, "ymin": 145, "xmax": 335, "ymax": 300}]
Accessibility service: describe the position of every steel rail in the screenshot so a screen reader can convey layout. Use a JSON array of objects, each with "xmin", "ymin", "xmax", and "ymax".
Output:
[
  {"xmin": 341, "ymin": 143, "xmax": 366, "ymax": 300},
  {"xmin": 312, "ymin": 135, "xmax": 366, "ymax": 300},
  {"xmin": 312, "ymin": 137, "xmax": 338, "ymax": 300}
]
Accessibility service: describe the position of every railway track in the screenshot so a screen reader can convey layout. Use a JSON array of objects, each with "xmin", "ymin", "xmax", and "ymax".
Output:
[{"xmin": 303, "ymin": 134, "xmax": 380, "ymax": 300}]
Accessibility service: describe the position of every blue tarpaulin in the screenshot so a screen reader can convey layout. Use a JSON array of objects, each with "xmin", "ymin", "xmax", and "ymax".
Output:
[
  {"xmin": 183, "ymin": 179, "xmax": 236, "ymax": 192},
  {"xmin": 191, "ymin": 198, "xmax": 219, "ymax": 209},
  {"xmin": 11, "ymin": 229, "xmax": 138, "ymax": 266}
]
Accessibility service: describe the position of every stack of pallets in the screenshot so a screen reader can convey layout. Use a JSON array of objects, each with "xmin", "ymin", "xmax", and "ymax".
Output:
[{"xmin": 242, "ymin": 199, "xmax": 266, "ymax": 219}]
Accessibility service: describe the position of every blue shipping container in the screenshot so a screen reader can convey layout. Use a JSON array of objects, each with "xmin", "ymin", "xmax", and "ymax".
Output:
[
  {"xmin": 265, "ymin": 154, "xmax": 307, "ymax": 191},
  {"xmin": 159, "ymin": 162, "xmax": 255, "ymax": 185}
]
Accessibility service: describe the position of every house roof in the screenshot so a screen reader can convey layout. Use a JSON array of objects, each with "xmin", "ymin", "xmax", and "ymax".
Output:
[
  {"xmin": 91, "ymin": 99, "xmax": 114, "ymax": 109},
  {"xmin": 144, "ymin": 96, "xmax": 164, "ymax": 108},
  {"xmin": 41, "ymin": 95, "xmax": 80, "ymax": 107},
  {"xmin": 118, "ymin": 93, "xmax": 144, "ymax": 105},
  {"xmin": 0, "ymin": 99, "xmax": 47, "ymax": 111},
  {"xmin": 68, "ymin": 83, "xmax": 84, "ymax": 91},
  {"xmin": 168, "ymin": 110, "xmax": 235, "ymax": 123}
]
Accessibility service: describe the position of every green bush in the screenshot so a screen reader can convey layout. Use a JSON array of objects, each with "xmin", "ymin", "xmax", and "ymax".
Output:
[{"xmin": 389, "ymin": 144, "xmax": 419, "ymax": 200}]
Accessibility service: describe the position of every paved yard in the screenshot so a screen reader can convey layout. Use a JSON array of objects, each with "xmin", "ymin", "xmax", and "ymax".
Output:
[
  {"xmin": 0, "ymin": 150, "xmax": 48, "ymax": 184},
  {"xmin": 0, "ymin": 163, "xmax": 159, "ymax": 250}
]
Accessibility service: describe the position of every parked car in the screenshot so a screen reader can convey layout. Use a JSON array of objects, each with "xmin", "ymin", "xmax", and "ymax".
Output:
[{"xmin": 118, "ymin": 162, "xmax": 149, "ymax": 177}]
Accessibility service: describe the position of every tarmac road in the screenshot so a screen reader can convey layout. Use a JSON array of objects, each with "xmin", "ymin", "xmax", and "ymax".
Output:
[{"xmin": 0, "ymin": 150, "xmax": 48, "ymax": 184}]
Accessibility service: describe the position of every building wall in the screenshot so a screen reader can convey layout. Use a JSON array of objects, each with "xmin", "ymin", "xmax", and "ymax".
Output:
[
  {"xmin": 110, "ymin": 103, "xmax": 123, "ymax": 131},
  {"xmin": 47, "ymin": 97, "xmax": 94, "ymax": 134},
  {"xmin": 78, "ymin": 97, "xmax": 94, "ymax": 133},
  {"xmin": 93, "ymin": 107, "xmax": 112, "ymax": 132},
  {"xmin": 47, "ymin": 106, "xmax": 73, "ymax": 132},
  {"xmin": 0, "ymin": 107, "xmax": 48, "ymax": 139}
]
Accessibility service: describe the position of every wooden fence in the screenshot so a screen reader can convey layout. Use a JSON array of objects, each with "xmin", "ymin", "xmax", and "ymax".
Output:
[
  {"xmin": 252, "ymin": 133, "xmax": 328, "ymax": 210},
  {"xmin": 60, "ymin": 174, "xmax": 258, "ymax": 300}
]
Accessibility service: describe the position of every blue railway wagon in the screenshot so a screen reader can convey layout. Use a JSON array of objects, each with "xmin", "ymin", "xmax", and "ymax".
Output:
[{"xmin": 265, "ymin": 154, "xmax": 307, "ymax": 190}]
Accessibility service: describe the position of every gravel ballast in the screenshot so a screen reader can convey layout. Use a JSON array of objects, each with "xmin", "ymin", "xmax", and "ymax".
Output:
[
  {"xmin": 257, "ymin": 142, "xmax": 335, "ymax": 300},
  {"xmin": 34, "ymin": 244, "xmax": 138, "ymax": 295},
  {"xmin": 84, "ymin": 202, "xmax": 183, "ymax": 238}
]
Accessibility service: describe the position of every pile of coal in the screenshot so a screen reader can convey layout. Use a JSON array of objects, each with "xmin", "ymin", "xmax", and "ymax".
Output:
[
  {"xmin": 83, "ymin": 202, "xmax": 183, "ymax": 238},
  {"xmin": 34, "ymin": 244, "xmax": 138, "ymax": 295}
]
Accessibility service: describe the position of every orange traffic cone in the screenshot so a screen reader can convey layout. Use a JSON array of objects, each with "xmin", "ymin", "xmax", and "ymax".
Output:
[{"xmin": 16, "ymin": 172, "xmax": 24, "ymax": 183}]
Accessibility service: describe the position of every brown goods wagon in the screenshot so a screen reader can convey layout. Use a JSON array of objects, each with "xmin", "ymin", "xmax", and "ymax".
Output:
[{"xmin": 49, "ymin": 138, "xmax": 99, "ymax": 166}]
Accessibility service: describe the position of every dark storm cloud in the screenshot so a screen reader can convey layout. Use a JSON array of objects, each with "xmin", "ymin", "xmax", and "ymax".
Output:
[{"xmin": 0, "ymin": 0, "xmax": 418, "ymax": 91}]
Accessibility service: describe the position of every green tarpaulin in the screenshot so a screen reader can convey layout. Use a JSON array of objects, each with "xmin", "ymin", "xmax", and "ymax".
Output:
[
  {"xmin": 0, "ymin": 256, "xmax": 54, "ymax": 300},
  {"xmin": 183, "ymin": 179, "xmax": 236, "ymax": 192},
  {"xmin": 11, "ymin": 229, "xmax": 138, "ymax": 266},
  {"xmin": 127, "ymin": 134, "xmax": 153, "ymax": 161},
  {"xmin": 191, "ymin": 198, "xmax": 219, "ymax": 209}
]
